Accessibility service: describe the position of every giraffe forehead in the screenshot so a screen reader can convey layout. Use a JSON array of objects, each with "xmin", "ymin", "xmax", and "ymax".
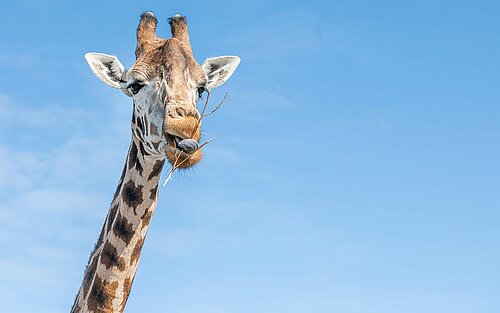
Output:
[{"xmin": 129, "ymin": 39, "xmax": 206, "ymax": 86}]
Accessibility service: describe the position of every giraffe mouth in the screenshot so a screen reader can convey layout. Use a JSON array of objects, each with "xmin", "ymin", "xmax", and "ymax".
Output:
[
  {"xmin": 165, "ymin": 133, "xmax": 199, "ymax": 154},
  {"xmin": 164, "ymin": 133, "xmax": 203, "ymax": 168}
]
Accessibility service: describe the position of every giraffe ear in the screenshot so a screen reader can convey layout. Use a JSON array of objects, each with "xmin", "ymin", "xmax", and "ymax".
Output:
[
  {"xmin": 84, "ymin": 53, "xmax": 126, "ymax": 89},
  {"xmin": 201, "ymin": 56, "xmax": 241, "ymax": 91}
]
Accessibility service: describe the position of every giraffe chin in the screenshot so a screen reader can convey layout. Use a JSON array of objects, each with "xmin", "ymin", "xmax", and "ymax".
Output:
[{"xmin": 165, "ymin": 145, "xmax": 202, "ymax": 168}]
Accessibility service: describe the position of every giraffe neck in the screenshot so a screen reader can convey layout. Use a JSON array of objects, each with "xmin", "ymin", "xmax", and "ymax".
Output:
[{"xmin": 71, "ymin": 135, "xmax": 165, "ymax": 313}]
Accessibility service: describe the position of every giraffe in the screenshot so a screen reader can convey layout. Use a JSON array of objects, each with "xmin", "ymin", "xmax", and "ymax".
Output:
[{"xmin": 70, "ymin": 12, "xmax": 240, "ymax": 313}]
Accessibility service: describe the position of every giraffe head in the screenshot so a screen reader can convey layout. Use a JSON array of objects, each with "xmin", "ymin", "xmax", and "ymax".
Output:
[{"xmin": 84, "ymin": 12, "xmax": 240, "ymax": 168}]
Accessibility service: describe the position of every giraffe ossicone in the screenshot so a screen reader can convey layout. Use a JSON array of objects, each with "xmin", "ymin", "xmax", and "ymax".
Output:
[{"xmin": 71, "ymin": 12, "xmax": 240, "ymax": 313}]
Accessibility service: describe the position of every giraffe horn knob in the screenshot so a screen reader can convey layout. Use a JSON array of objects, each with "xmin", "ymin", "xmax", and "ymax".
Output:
[
  {"xmin": 136, "ymin": 11, "xmax": 159, "ymax": 58},
  {"xmin": 169, "ymin": 14, "xmax": 193, "ymax": 53}
]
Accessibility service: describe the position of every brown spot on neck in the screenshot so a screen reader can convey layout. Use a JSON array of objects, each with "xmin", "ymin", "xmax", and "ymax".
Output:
[
  {"xmin": 149, "ymin": 121, "xmax": 159, "ymax": 136},
  {"xmin": 149, "ymin": 185, "xmax": 158, "ymax": 201},
  {"xmin": 113, "ymin": 212, "xmax": 135, "ymax": 245},
  {"xmin": 83, "ymin": 256, "xmax": 99, "ymax": 298},
  {"xmin": 128, "ymin": 142, "xmax": 144, "ymax": 176},
  {"xmin": 148, "ymin": 159, "xmax": 165, "ymax": 180},
  {"xmin": 101, "ymin": 241, "xmax": 126, "ymax": 271},
  {"xmin": 140, "ymin": 207, "xmax": 154, "ymax": 230},
  {"xmin": 130, "ymin": 237, "xmax": 144, "ymax": 266},
  {"xmin": 106, "ymin": 204, "xmax": 119, "ymax": 234},
  {"xmin": 122, "ymin": 180, "xmax": 144, "ymax": 214},
  {"xmin": 128, "ymin": 143, "xmax": 138, "ymax": 170},
  {"xmin": 87, "ymin": 275, "xmax": 119, "ymax": 313}
]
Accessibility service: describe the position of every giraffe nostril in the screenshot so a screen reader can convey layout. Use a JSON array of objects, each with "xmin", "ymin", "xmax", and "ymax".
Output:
[
  {"xmin": 168, "ymin": 105, "xmax": 200, "ymax": 121},
  {"xmin": 175, "ymin": 107, "xmax": 186, "ymax": 118},
  {"xmin": 169, "ymin": 106, "xmax": 188, "ymax": 119}
]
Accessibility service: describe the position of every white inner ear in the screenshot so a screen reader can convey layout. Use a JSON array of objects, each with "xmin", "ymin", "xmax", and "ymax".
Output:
[
  {"xmin": 201, "ymin": 56, "xmax": 241, "ymax": 90},
  {"xmin": 84, "ymin": 52, "xmax": 126, "ymax": 89}
]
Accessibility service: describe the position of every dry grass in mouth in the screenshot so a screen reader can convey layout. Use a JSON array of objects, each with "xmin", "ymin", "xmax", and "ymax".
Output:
[{"xmin": 162, "ymin": 91, "xmax": 229, "ymax": 187}]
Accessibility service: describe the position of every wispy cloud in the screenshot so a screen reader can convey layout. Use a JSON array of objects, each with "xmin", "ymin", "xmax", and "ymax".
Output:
[
  {"xmin": 0, "ymin": 51, "xmax": 36, "ymax": 69},
  {"xmin": 0, "ymin": 92, "xmax": 129, "ymax": 189}
]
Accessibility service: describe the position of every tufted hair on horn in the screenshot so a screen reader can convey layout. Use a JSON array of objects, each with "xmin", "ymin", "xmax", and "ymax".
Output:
[
  {"xmin": 136, "ymin": 11, "xmax": 159, "ymax": 58},
  {"xmin": 168, "ymin": 14, "xmax": 193, "ymax": 54}
]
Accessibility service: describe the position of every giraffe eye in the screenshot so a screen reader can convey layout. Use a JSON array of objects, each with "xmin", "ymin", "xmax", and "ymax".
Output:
[
  {"xmin": 197, "ymin": 86, "xmax": 205, "ymax": 99},
  {"xmin": 129, "ymin": 82, "xmax": 144, "ymax": 95}
]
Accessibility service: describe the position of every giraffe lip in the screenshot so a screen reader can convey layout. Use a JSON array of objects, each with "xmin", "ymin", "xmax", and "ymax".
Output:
[
  {"xmin": 165, "ymin": 132, "xmax": 185, "ymax": 144},
  {"xmin": 173, "ymin": 135, "xmax": 183, "ymax": 145},
  {"xmin": 165, "ymin": 133, "xmax": 182, "ymax": 148}
]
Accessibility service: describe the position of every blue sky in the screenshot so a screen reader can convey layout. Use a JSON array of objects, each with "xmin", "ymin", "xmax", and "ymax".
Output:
[{"xmin": 0, "ymin": 1, "xmax": 499, "ymax": 312}]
